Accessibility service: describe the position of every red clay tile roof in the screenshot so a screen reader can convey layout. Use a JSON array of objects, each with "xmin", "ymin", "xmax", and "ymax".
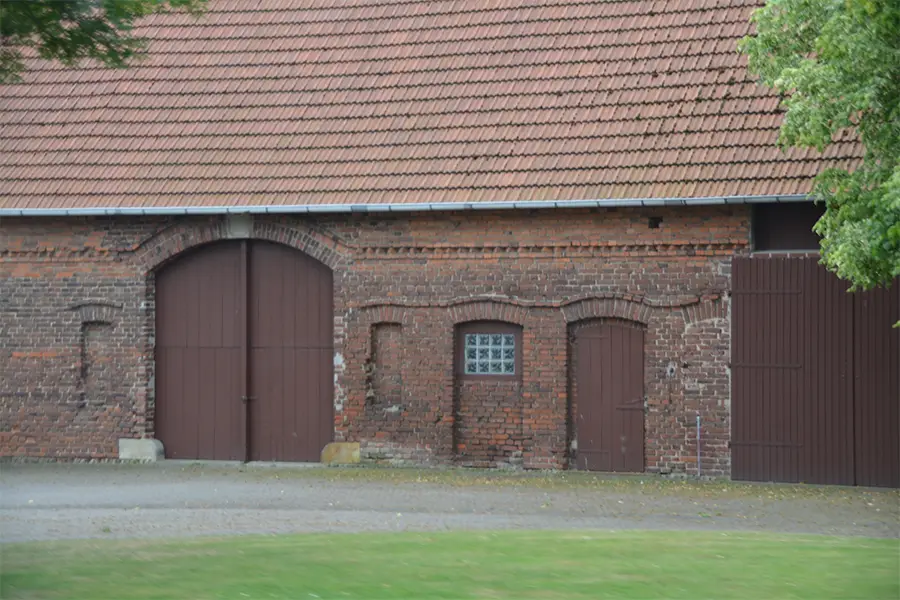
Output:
[{"xmin": 0, "ymin": 0, "xmax": 860, "ymax": 211}]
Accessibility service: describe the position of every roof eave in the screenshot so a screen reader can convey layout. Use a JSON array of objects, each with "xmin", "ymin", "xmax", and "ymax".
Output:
[{"xmin": 0, "ymin": 194, "xmax": 812, "ymax": 217}]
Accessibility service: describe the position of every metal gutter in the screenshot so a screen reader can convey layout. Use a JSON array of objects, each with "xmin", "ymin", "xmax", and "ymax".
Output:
[{"xmin": 0, "ymin": 194, "xmax": 811, "ymax": 217}]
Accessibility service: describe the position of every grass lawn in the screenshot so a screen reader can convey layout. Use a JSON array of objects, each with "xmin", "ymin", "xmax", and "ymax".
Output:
[{"xmin": 1, "ymin": 530, "xmax": 897, "ymax": 600}]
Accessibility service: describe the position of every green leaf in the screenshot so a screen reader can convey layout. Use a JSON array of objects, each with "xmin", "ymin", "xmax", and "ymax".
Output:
[{"xmin": 0, "ymin": 0, "xmax": 207, "ymax": 82}]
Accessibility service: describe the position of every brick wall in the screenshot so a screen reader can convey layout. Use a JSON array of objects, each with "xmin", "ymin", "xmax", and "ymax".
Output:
[
  {"xmin": 454, "ymin": 380, "xmax": 524, "ymax": 468},
  {"xmin": 0, "ymin": 206, "xmax": 747, "ymax": 475}
]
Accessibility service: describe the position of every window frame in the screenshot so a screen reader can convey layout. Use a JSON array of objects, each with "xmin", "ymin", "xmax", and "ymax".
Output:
[{"xmin": 456, "ymin": 321, "xmax": 523, "ymax": 381}]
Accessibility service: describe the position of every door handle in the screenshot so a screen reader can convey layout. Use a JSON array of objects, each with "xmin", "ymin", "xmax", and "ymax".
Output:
[{"xmin": 241, "ymin": 395, "xmax": 255, "ymax": 404}]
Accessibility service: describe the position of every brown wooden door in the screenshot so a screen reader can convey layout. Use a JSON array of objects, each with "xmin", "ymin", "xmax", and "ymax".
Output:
[
  {"xmin": 248, "ymin": 241, "xmax": 334, "ymax": 462},
  {"xmin": 573, "ymin": 321, "xmax": 645, "ymax": 472},
  {"xmin": 155, "ymin": 240, "xmax": 333, "ymax": 462},
  {"xmin": 155, "ymin": 242, "xmax": 244, "ymax": 460}
]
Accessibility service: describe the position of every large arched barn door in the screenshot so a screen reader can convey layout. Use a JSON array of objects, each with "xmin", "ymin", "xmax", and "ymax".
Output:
[
  {"xmin": 155, "ymin": 242, "xmax": 244, "ymax": 460},
  {"xmin": 571, "ymin": 321, "xmax": 645, "ymax": 472},
  {"xmin": 155, "ymin": 240, "xmax": 333, "ymax": 461},
  {"xmin": 248, "ymin": 241, "xmax": 333, "ymax": 462}
]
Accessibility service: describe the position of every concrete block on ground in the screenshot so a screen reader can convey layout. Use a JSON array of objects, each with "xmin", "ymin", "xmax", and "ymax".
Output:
[
  {"xmin": 118, "ymin": 438, "xmax": 164, "ymax": 462},
  {"xmin": 321, "ymin": 442, "xmax": 360, "ymax": 465}
]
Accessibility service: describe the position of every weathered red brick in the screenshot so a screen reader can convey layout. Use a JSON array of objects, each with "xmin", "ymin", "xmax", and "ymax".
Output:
[{"xmin": 0, "ymin": 206, "xmax": 745, "ymax": 475}]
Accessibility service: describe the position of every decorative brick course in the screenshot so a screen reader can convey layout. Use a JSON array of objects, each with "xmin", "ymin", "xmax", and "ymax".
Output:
[{"xmin": 1, "ymin": 206, "xmax": 746, "ymax": 475}]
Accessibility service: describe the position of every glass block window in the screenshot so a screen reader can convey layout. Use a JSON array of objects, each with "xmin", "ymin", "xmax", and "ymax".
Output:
[{"xmin": 464, "ymin": 331, "xmax": 516, "ymax": 375}]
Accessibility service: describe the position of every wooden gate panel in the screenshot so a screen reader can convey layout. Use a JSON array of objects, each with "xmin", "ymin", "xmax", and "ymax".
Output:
[
  {"xmin": 732, "ymin": 257, "xmax": 801, "ymax": 482},
  {"xmin": 248, "ymin": 241, "xmax": 333, "ymax": 463},
  {"xmin": 733, "ymin": 256, "xmax": 897, "ymax": 487},
  {"xmin": 573, "ymin": 321, "xmax": 644, "ymax": 472},
  {"xmin": 853, "ymin": 285, "xmax": 900, "ymax": 488},
  {"xmin": 733, "ymin": 257, "xmax": 854, "ymax": 484},
  {"xmin": 155, "ymin": 242, "xmax": 244, "ymax": 460},
  {"xmin": 804, "ymin": 259, "xmax": 855, "ymax": 485}
]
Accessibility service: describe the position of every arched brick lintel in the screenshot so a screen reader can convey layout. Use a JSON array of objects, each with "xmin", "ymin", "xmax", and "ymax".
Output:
[
  {"xmin": 356, "ymin": 300, "xmax": 528, "ymax": 328},
  {"xmin": 134, "ymin": 216, "xmax": 349, "ymax": 273},
  {"xmin": 682, "ymin": 297, "xmax": 728, "ymax": 327},
  {"xmin": 358, "ymin": 305, "xmax": 407, "ymax": 327},
  {"xmin": 561, "ymin": 297, "xmax": 652, "ymax": 325},
  {"xmin": 68, "ymin": 302, "xmax": 123, "ymax": 325},
  {"xmin": 449, "ymin": 301, "xmax": 528, "ymax": 326}
]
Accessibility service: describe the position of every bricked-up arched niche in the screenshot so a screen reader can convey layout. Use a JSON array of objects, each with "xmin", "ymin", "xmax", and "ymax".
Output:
[
  {"xmin": 154, "ymin": 239, "xmax": 333, "ymax": 461},
  {"xmin": 452, "ymin": 321, "xmax": 525, "ymax": 468},
  {"xmin": 568, "ymin": 319, "xmax": 646, "ymax": 472}
]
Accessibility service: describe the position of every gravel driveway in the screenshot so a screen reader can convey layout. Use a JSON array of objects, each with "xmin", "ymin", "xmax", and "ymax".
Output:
[{"xmin": 2, "ymin": 463, "xmax": 897, "ymax": 542}]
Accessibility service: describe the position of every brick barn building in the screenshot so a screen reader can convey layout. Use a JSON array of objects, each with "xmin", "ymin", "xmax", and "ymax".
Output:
[{"xmin": 1, "ymin": 1, "xmax": 897, "ymax": 485}]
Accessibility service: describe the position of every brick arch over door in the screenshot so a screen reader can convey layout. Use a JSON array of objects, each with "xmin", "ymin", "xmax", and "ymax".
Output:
[
  {"xmin": 155, "ymin": 239, "xmax": 334, "ymax": 461},
  {"xmin": 561, "ymin": 297, "xmax": 652, "ymax": 325},
  {"xmin": 135, "ymin": 217, "xmax": 348, "ymax": 273}
]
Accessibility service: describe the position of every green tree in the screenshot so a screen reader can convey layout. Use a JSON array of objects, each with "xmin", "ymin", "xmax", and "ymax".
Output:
[
  {"xmin": 740, "ymin": 0, "xmax": 899, "ymax": 291},
  {"xmin": 1, "ymin": 0, "xmax": 206, "ymax": 83}
]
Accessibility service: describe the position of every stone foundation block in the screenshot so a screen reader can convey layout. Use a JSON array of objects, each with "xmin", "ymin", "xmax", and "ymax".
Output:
[
  {"xmin": 118, "ymin": 438, "xmax": 164, "ymax": 462},
  {"xmin": 321, "ymin": 442, "xmax": 360, "ymax": 465}
]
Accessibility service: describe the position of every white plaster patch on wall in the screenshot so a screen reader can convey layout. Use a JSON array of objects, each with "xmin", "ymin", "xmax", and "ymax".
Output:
[
  {"xmin": 225, "ymin": 214, "xmax": 253, "ymax": 239},
  {"xmin": 333, "ymin": 351, "xmax": 346, "ymax": 412},
  {"xmin": 723, "ymin": 292, "xmax": 732, "ymax": 410}
]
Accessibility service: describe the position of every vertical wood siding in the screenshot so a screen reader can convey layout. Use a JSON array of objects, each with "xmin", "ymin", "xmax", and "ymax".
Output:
[{"xmin": 732, "ymin": 256, "xmax": 898, "ymax": 487}]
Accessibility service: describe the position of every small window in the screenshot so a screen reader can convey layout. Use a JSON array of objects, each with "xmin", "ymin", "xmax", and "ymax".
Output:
[{"xmin": 457, "ymin": 322, "xmax": 521, "ymax": 379}]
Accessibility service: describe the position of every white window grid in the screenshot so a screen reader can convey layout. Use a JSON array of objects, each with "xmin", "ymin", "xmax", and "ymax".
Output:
[{"xmin": 464, "ymin": 333, "xmax": 516, "ymax": 375}]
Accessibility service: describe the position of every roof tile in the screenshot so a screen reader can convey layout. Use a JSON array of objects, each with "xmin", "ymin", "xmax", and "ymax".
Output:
[{"xmin": 0, "ymin": 0, "xmax": 855, "ymax": 209}]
